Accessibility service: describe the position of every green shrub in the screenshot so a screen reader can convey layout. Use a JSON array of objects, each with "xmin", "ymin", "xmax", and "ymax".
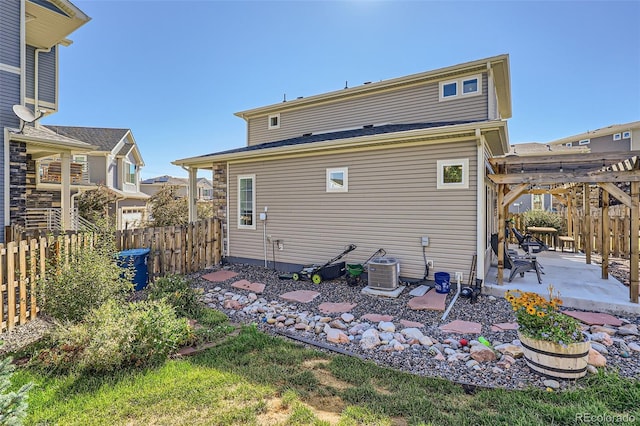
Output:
[
  {"xmin": 34, "ymin": 300, "xmax": 192, "ymax": 373},
  {"xmin": 39, "ymin": 232, "xmax": 133, "ymax": 323},
  {"xmin": 0, "ymin": 350, "xmax": 33, "ymax": 426},
  {"xmin": 147, "ymin": 275, "xmax": 204, "ymax": 319},
  {"xmin": 523, "ymin": 210, "xmax": 566, "ymax": 234}
]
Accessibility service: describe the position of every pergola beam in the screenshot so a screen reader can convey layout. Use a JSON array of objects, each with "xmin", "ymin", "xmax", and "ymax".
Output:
[
  {"xmin": 489, "ymin": 169, "xmax": 640, "ymax": 185},
  {"xmin": 597, "ymin": 182, "xmax": 632, "ymax": 208}
]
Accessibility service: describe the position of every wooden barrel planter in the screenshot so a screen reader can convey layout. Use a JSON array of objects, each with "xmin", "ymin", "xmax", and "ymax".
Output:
[{"xmin": 518, "ymin": 332, "xmax": 591, "ymax": 379}]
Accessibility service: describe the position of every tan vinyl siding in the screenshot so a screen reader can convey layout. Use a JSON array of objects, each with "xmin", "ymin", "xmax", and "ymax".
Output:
[
  {"xmin": 247, "ymin": 74, "xmax": 488, "ymax": 146},
  {"xmin": 228, "ymin": 140, "xmax": 478, "ymax": 279}
]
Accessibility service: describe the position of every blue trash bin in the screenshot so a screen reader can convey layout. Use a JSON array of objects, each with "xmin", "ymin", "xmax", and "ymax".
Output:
[
  {"xmin": 434, "ymin": 272, "xmax": 451, "ymax": 294},
  {"xmin": 118, "ymin": 248, "xmax": 151, "ymax": 291}
]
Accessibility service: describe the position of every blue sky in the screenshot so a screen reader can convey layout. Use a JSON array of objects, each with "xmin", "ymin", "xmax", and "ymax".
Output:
[{"xmin": 42, "ymin": 0, "xmax": 640, "ymax": 179}]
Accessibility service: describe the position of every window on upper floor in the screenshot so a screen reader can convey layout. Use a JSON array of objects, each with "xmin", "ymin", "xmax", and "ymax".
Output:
[
  {"xmin": 439, "ymin": 74, "xmax": 481, "ymax": 101},
  {"xmin": 238, "ymin": 175, "xmax": 255, "ymax": 229},
  {"xmin": 578, "ymin": 139, "xmax": 590, "ymax": 145},
  {"xmin": 623, "ymin": 131, "xmax": 631, "ymax": 139},
  {"xmin": 268, "ymin": 113, "xmax": 280, "ymax": 130},
  {"xmin": 613, "ymin": 133, "xmax": 622, "ymax": 141},
  {"xmin": 125, "ymin": 161, "xmax": 136, "ymax": 185}
]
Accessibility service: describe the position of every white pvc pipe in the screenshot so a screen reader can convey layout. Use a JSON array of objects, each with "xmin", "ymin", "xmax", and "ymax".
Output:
[{"xmin": 441, "ymin": 274, "xmax": 461, "ymax": 321}]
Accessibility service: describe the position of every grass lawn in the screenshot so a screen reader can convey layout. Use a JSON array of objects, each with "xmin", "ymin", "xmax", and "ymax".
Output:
[{"xmin": 11, "ymin": 324, "xmax": 640, "ymax": 425}]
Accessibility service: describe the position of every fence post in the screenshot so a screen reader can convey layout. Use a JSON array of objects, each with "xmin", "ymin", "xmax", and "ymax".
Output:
[{"xmin": 7, "ymin": 242, "xmax": 16, "ymax": 331}]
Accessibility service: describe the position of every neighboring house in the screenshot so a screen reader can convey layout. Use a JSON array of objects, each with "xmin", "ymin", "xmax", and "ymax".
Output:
[
  {"xmin": 1, "ymin": 0, "xmax": 91, "ymax": 240},
  {"xmin": 140, "ymin": 175, "xmax": 214, "ymax": 201},
  {"xmin": 174, "ymin": 55, "xmax": 513, "ymax": 282},
  {"xmin": 547, "ymin": 121, "xmax": 640, "ymax": 153},
  {"xmin": 41, "ymin": 126, "xmax": 149, "ymax": 230}
]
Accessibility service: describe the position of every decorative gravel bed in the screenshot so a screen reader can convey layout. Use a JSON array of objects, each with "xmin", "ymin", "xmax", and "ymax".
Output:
[{"xmin": 190, "ymin": 263, "xmax": 640, "ymax": 391}]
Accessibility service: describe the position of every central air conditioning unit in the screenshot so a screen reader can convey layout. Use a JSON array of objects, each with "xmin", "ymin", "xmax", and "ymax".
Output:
[{"xmin": 367, "ymin": 257, "xmax": 399, "ymax": 290}]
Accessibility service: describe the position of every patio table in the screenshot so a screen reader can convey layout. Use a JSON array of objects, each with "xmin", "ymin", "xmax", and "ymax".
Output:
[{"xmin": 527, "ymin": 226, "xmax": 558, "ymax": 250}]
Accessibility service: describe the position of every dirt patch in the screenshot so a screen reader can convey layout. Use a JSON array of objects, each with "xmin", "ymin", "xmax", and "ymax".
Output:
[
  {"xmin": 256, "ymin": 395, "xmax": 344, "ymax": 426},
  {"xmin": 302, "ymin": 359, "xmax": 353, "ymax": 391},
  {"xmin": 256, "ymin": 397, "xmax": 290, "ymax": 426}
]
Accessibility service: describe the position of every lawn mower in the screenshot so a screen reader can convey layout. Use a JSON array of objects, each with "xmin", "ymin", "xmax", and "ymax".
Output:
[
  {"xmin": 345, "ymin": 248, "xmax": 386, "ymax": 286},
  {"xmin": 292, "ymin": 244, "xmax": 357, "ymax": 284}
]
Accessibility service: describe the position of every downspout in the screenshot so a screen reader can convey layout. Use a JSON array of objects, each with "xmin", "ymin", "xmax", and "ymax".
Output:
[
  {"xmin": 34, "ymin": 47, "xmax": 52, "ymax": 128},
  {"xmin": 476, "ymin": 128, "xmax": 485, "ymax": 282}
]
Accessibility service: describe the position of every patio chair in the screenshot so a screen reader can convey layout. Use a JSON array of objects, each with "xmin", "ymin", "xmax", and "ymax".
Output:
[
  {"xmin": 491, "ymin": 233, "xmax": 543, "ymax": 284},
  {"xmin": 510, "ymin": 226, "xmax": 548, "ymax": 254}
]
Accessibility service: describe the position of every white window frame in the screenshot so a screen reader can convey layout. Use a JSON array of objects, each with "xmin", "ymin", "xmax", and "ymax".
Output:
[
  {"xmin": 237, "ymin": 174, "xmax": 256, "ymax": 229},
  {"xmin": 531, "ymin": 193, "xmax": 545, "ymax": 211},
  {"xmin": 565, "ymin": 143, "xmax": 573, "ymax": 147},
  {"xmin": 439, "ymin": 74, "xmax": 482, "ymax": 101},
  {"xmin": 578, "ymin": 139, "xmax": 590, "ymax": 145},
  {"xmin": 268, "ymin": 113, "xmax": 280, "ymax": 130},
  {"xmin": 326, "ymin": 167, "xmax": 348, "ymax": 192},
  {"xmin": 124, "ymin": 160, "xmax": 136, "ymax": 185},
  {"xmin": 437, "ymin": 158, "xmax": 469, "ymax": 189},
  {"xmin": 613, "ymin": 133, "xmax": 622, "ymax": 141},
  {"xmin": 623, "ymin": 131, "xmax": 631, "ymax": 139}
]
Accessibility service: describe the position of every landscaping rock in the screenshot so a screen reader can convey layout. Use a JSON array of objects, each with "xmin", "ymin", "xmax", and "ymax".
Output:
[
  {"xmin": 588, "ymin": 348, "xmax": 607, "ymax": 367},
  {"xmin": 470, "ymin": 345, "xmax": 497, "ymax": 363}
]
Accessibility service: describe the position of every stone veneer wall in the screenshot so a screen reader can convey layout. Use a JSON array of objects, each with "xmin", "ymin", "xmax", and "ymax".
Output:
[
  {"xmin": 212, "ymin": 162, "xmax": 227, "ymax": 225},
  {"xmin": 9, "ymin": 142, "xmax": 27, "ymax": 227}
]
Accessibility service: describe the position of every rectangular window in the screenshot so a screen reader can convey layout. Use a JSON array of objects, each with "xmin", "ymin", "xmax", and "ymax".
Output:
[
  {"xmin": 238, "ymin": 175, "xmax": 255, "ymax": 229},
  {"xmin": 268, "ymin": 113, "xmax": 280, "ymax": 130},
  {"xmin": 565, "ymin": 143, "xmax": 573, "ymax": 147},
  {"xmin": 462, "ymin": 77, "xmax": 478, "ymax": 94},
  {"xmin": 125, "ymin": 162, "xmax": 136, "ymax": 184},
  {"xmin": 326, "ymin": 167, "xmax": 348, "ymax": 192},
  {"xmin": 613, "ymin": 133, "xmax": 622, "ymax": 141},
  {"xmin": 623, "ymin": 131, "xmax": 631, "ymax": 139},
  {"xmin": 531, "ymin": 194, "xmax": 544, "ymax": 211},
  {"xmin": 442, "ymin": 81, "xmax": 457, "ymax": 98},
  {"xmin": 578, "ymin": 139, "xmax": 590, "ymax": 145},
  {"xmin": 439, "ymin": 74, "xmax": 481, "ymax": 101},
  {"xmin": 437, "ymin": 158, "xmax": 469, "ymax": 189}
]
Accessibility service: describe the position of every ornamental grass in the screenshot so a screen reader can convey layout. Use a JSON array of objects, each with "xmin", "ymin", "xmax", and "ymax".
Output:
[{"xmin": 505, "ymin": 285, "xmax": 585, "ymax": 346}]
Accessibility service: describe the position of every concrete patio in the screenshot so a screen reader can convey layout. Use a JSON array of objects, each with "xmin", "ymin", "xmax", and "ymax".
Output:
[{"xmin": 484, "ymin": 248, "xmax": 640, "ymax": 316}]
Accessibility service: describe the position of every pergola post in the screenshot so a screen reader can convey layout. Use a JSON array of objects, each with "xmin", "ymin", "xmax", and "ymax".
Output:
[
  {"xmin": 567, "ymin": 188, "xmax": 574, "ymax": 237},
  {"xmin": 601, "ymin": 187, "xmax": 609, "ymax": 279},
  {"xmin": 630, "ymin": 181, "xmax": 639, "ymax": 303},
  {"xmin": 583, "ymin": 184, "xmax": 591, "ymax": 264},
  {"xmin": 497, "ymin": 184, "xmax": 505, "ymax": 285}
]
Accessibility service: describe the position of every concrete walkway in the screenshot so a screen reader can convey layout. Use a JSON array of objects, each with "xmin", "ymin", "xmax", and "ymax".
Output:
[{"xmin": 484, "ymin": 248, "xmax": 640, "ymax": 316}]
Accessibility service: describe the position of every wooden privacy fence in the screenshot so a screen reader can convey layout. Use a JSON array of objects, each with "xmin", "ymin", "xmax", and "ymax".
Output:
[
  {"xmin": 0, "ymin": 233, "xmax": 96, "ymax": 333},
  {"xmin": 115, "ymin": 218, "xmax": 221, "ymax": 281},
  {"xmin": 509, "ymin": 211, "xmax": 633, "ymax": 258}
]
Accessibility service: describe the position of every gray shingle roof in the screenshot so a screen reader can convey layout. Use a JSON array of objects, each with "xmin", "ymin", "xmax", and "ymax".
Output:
[
  {"xmin": 195, "ymin": 121, "xmax": 483, "ymax": 159},
  {"xmin": 44, "ymin": 126, "xmax": 130, "ymax": 151},
  {"xmin": 9, "ymin": 125, "xmax": 93, "ymax": 147}
]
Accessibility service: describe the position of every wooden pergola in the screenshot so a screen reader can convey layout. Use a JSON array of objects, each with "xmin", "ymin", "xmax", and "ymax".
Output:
[{"xmin": 488, "ymin": 151, "xmax": 640, "ymax": 304}]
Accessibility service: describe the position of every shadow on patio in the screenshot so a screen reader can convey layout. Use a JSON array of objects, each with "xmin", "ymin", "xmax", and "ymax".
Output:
[{"xmin": 484, "ymin": 248, "xmax": 640, "ymax": 316}]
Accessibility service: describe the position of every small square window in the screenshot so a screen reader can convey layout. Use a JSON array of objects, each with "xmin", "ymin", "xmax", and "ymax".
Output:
[
  {"xmin": 437, "ymin": 159, "xmax": 469, "ymax": 189},
  {"xmin": 268, "ymin": 113, "xmax": 280, "ymax": 130},
  {"xmin": 326, "ymin": 167, "xmax": 348, "ymax": 192},
  {"xmin": 623, "ymin": 131, "xmax": 631, "ymax": 139},
  {"xmin": 462, "ymin": 78, "xmax": 478, "ymax": 94},
  {"xmin": 565, "ymin": 143, "xmax": 573, "ymax": 147},
  {"xmin": 578, "ymin": 139, "xmax": 590, "ymax": 145},
  {"xmin": 442, "ymin": 82, "xmax": 457, "ymax": 98},
  {"xmin": 613, "ymin": 133, "xmax": 622, "ymax": 141}
]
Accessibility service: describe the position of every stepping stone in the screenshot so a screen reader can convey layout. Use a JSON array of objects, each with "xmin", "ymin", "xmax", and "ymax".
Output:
[
  {"xmin": 563, "ymin": 311, "xmax": 623, "ymax": 327},
  {"xmin": 440, "ymin": 320, "xmax": 482, "ymax": 334},
  {"xmin": 491, "ymin": 322, "xmax": 519, "ymax": 332},
  {"xmin": 231, "ymin": 280, "xmax": 265, "ymax": 294},
  {"xmin": 201, "ymin": 270, "xmax": 238, "ymax": 282},
  {"xmin": 408, "ymin": 291, "xmax": 447, "ymax": 311},
  {"xmin": 318, "ymin": 302, "xmax": 357, "ymax": 314},
  {"xmin": 361, "ymin": 313, "xmax": 394, "ymax": 322},
  {"xmin": 279, "ymin": 290, "xmax": 321, "ymax": 303},
  {"xmin": 400, "ymin": 319, "xmax": 425, "ymax": 328}
]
